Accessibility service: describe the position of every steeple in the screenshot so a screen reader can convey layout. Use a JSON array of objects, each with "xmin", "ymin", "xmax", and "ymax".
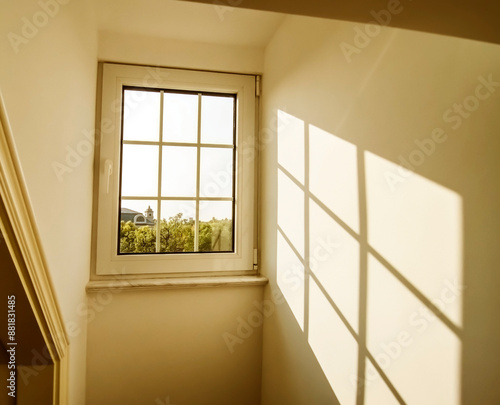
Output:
[{"xmin": 145, "ymin": 206, "xmax": 154, "ymax": 220}]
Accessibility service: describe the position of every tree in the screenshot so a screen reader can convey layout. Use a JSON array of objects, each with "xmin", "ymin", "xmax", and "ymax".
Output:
[
  {"xmin": 162, "ymin": 214, "xmax": 194, "ymax": 252},
  {"xmin": 119, "ymin": 213, "xmax": 233, "ymax": 254}
]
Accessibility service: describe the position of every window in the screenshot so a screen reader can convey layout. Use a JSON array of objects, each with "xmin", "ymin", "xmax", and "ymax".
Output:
[
  {"xmin": 95, "ymin": 64, "xmax": 256, "ymax": 276},
  {"xmin": 119, "ymin": 88, "xmax": 236, "ymax": 255}
]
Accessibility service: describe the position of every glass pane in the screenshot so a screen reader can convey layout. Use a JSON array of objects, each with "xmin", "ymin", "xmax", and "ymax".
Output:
[
  {"xmin": 119, "ymin": 200, "xmax": 157, "ymax": 254},
  {"xmin": 199, "ymin": 148, "xmax": 234, "ymax": 198},
  {"xmin": 160, "ymin": 201, "xmax": 196, "ymax": 253},
  {"xmin": 123, "ymin": 90, "xmax": 160, "ymax": 142},
  {"xmin": 163, "ymin": 92, "xmax": 198, "ymax": 143},
  {"xmin": 199, "ymin": 201, "xmax": 233, "ymax": 252},
  {"xmin": 201, "ymin": 95, "xmax": 234, "ymax": 145},
  {"xmin": 121, "ymin": 145, "xmax": 158, "ymax": 197},
  {"xmin": 161, "ymin": 146, "xmax": 197, "ymax": 197}
]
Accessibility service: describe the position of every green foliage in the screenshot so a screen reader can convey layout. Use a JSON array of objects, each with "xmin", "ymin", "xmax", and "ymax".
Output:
[
  {"xmin": 119, "ymin": 213, "xmax": 232, "ymax": 254},
  {"xmin": 162, "ymin": 213, "xmax": 194, "ymax": 252}
]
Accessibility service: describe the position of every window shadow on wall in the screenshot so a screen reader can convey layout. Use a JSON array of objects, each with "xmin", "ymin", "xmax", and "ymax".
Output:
[{"xmin": 275, "ymin": 110, "xmax": 463, "ymax": 405}]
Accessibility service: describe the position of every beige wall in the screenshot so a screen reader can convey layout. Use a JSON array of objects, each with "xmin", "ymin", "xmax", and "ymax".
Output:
[
  {"xmin": 86, "ymin": 286, "xmax": 264, "ymax": 405},
  {"xmin": 0, "ymin": 1, "xmax": 97, "ymax": 403},
  {"xmin": 260, "ymin": 15, "xmax": 500, "ymax": 405},
  {"xmin": 98, "ymin": 31, "xmax": 264, "ymax": 74}
]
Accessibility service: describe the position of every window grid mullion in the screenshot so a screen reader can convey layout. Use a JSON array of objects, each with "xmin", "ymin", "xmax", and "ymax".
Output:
[
  {"xmin": 123, "ymin": 140, "xmax": 234, "ymax": 149},
  {"xmin": 194, "ymin": 93, "xmax": 202, "ymax": 252},
  {"xmin": 156, "ymin": 91, "xmax": 164, "ymax": 253},
  {"xmin": 121, "ymin": 196, "xmax": 233, "ymax": 201}
]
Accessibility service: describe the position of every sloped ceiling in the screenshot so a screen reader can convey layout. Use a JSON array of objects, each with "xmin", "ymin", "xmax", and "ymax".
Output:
[
  {"xmin": 96, "ymin": 0, "xmax": 285, "ymax": 47},
  {"xmin": 179, "ymin": 0, "xmax": 500, "ymax": 44}
]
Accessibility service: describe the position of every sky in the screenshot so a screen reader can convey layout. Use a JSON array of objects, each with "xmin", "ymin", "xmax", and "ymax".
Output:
[{"xmin": 120, "ymin": 88, "xmax": 235, "ymax": 222}]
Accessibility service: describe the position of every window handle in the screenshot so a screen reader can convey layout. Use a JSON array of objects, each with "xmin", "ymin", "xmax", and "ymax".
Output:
[{"xmin": 104, "ymin": 159, "xmax": 113, "ymax": 194}]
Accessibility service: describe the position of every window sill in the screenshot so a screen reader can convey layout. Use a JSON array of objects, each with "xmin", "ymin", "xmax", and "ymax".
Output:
[{"xmin": 86, "ymin": 275, "xmax": 268, "ymax": 293}]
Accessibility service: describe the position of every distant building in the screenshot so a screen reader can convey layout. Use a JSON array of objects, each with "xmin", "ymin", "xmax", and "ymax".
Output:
[{"xmin": 120, "ymin": 206, "xmax": 155, "ymax": 227}]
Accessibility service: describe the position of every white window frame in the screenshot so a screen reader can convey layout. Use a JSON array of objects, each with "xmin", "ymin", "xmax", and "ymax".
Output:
[{"xmin": 95, "ymin": 63, "xmax": 256, "ymax": 276}]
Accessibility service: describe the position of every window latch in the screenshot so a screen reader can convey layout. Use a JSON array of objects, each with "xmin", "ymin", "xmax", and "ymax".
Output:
[{"xmin": 104, "ymin": 159, "xmax": 113, "ymax": 194}]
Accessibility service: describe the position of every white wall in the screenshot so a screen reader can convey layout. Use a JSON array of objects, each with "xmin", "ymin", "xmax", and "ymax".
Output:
[
  {"xmin": 0, "ymin": 1, "xmax": 97, "ymax": 403},
  {"xmin": 260, "ymin": 15, "xmax": 500, "ymax": 405}
]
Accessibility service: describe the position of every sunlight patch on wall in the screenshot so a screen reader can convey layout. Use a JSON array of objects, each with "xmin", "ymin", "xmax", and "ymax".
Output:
[
  {"xmin": 309, "ymin": 198, "xmax": 360, "ymax": 332},
  {"xmin": 277, "ymin": 230, "xmax": 305, "ymax": 331},
  {"xmin": 364, "ymin": 359, "xmax": 400, "ymax": 405},
  {"xmin": 309, "ymin": 277, "xmax": 358, "ymax": 405},
  {"xmin": 278, "ymin": 110, "xmax": 305, "ymax": 184},
  {"xmin": 365, "ymin": 151, "xmax": 463, "ymax": 328},
  {"xmin": 274, "ymin": 109, "xmax": 464, "ymax": 404},
  {"xmin": 277, "ymin": 169, "xmax": 305, "ymax": 259},
  {"xmin": 309, "ymin": 124, "xmax": 359, "ymax": 233},
  {"xmin": 367, "ymin": 253, "xmax": 461, "ymax": 405}
]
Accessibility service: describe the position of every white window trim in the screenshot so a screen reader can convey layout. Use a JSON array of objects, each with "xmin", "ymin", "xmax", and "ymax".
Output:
[{"xmin": 94, "ymin": 63, "xmax": 256, "ymax": 276}]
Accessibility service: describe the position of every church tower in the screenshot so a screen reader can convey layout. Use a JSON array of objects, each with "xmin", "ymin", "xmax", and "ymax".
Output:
[{"xmin": 145, "ymin": 206, "xmax": 154, "ymax": 221}]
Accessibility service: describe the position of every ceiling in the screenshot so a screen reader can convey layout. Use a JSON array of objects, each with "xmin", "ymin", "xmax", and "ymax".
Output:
[
  {"xmin": 95, "ymin": 0, "xmax": 500, "ymax": 47},
  {"xmin": 95, "ymin": 0, "xmax": 285, "ymax": 47},
  {"xmin": 180, "ymin": 0, "xmax": 500, "ymax": 44}
]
